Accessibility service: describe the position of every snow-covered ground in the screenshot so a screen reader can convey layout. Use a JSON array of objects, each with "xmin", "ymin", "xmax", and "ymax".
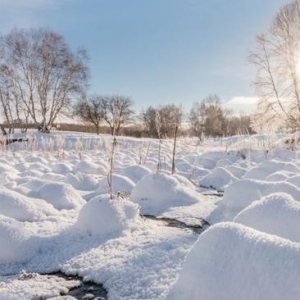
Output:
[{"xmin": 1, "ymin": 132, "xmax": 300, "ymax": 299}]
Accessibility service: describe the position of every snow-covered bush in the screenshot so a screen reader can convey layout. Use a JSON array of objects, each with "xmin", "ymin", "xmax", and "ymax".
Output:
[
  {"xmin": 234, "ymin": 193, "xmax": 300, "ymax": 242},
  {"xmin": 217, "ymin": 179, "xmax": 300, "ymax": 221},
  {"xmin": 75, "ymin": 195, "xmax": 140, "ymax": 237},
  {"xmin": 0, "ymin": 187, "xmax": 58, "ymax": 221},
  {"xmin": 36, "ymin": 182, "xmax": 85, "ymax": 210},
  {"xmin": 131, "ymin": 173, "xmax": 199, "ymax": 215},
  {"xmin": 168, "ymin": 222, "xmax": 300, "ymax": 300},
  {"xmin": 0, "ymin": 215, "xmax": 33, "ymax": 264}
]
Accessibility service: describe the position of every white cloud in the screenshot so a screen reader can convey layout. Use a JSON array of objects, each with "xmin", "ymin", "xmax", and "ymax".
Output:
[{"xmin": 222, "ymin": 96, "xmax": 259, "ymax": 114}]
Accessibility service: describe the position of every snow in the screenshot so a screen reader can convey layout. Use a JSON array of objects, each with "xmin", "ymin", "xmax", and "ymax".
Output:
[
  {"xmin": 131, "ymin": 173, "xmax": 200, "ymax": 215},
  {"xmin": 35, "ymin": 182, "xmax": 85, "ymax": 210},
  {"xmin": 118, "ymin": 165, "xmax": 151, "ymax": 183},
  {"xmin": 94, "ymin": 174, "xmax": 135, "ymax": 196},
  {"xmin": 234, "ymin": 193, "xmax": 300, "ymax": 242},
  {"xmin": 0, "ymin": 272, "xmax": 80, "ymax": 300},
  {"xmin": 75, "ymin": 195, "xmax": 141, "ymax": 237},
  {"xmin": 199, "ymin": 167, "xmax": 237, "ymax": 191},
  {"xmin": 1, "ymin": 131, "xmax": 300, "ymax": 299},
  {"xmin": 210, "ymin": 178, "xmax": 300, "ymax": 222},
  {"xmin": 74, "ymin": 160, "xmax": 107, "ymax": 175},
  {"xmin": 244, "ymin": 160, "xmax": 300, "ymax": 180},
  {"xmin": 65, "ymin": 172, "xmax": 98, "ymax": 191},
  {"xmin": 168, "ymin": 222, "xmax": 300, "ymax": 300},
  {"xmin": 0, "ymin": 187, "xmax": 58, "ymax": 221},
  {"xmin": 0, "ymin": 215, "xmax": 33, "ymax": 264}
]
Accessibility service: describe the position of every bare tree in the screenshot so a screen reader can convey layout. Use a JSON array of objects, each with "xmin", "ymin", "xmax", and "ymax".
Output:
[
  {"xmin": 226, "ymin": 114, "xmax": 254, "ymax": 136},
  {"xmin": 0, "ymin": 74, "xmax": 30, "ymax": 133},
  {"xmin": 141, "ymin": 104, "xmax": 182, "ymax": 138},
  {"xmin": 74, "ymin": 95, "xmax": 103, "ymax": 135},
  {"xmin": 100, "ymin": 96, "xmax": 134, "ymax": 135},
  {"xmin": 141, "ymin": 106, "xmax": 157, "ymax": 137},
  {"xmin": 189, "ymin": 102, "xmax": 205, "ymax": 139},
  {"xmin": 159, "ymin": 104, "xmax": 182, "ymax": 138},
  {"xmin": 249, "ymin": 0, "xmax": 300, "ymax": 131},
  {"xmin": 0, "ymin": 28, "xmax": 88, "ymax": 132},
  {"xmin": 189, "ymin": 95, "xmax": 226, "ymax": 138}
]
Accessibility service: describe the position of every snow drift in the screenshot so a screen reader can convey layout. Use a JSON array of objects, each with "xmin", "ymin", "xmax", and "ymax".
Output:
[
  {"xmin": 0, "ymin": 187, "xmax": 58, "ymax": 221},
  {"xmin": 75, "ymin": 195, "xmax": 141, "ymax": 237},
  {"xmin": 131, "ymin": 173, "xmax": 200, "ymax": 215},
  {"xmin": 213, "ymin": 179, "xmax": 300, "ymax": 221},
  {"xmin": 168, "ymin": 222, "xmax": 300, "ymax": 300},
  {"xmin": 234, "ymin": 193, "xmax": 300, "ymax": 243}
]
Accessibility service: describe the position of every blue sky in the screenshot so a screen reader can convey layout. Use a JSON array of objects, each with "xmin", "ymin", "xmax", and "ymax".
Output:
[{"xmin": 0, "ymin": 0, "xmax": 289, "ymax": 114}]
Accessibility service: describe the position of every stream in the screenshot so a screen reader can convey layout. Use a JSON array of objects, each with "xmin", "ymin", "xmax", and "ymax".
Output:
[
  {"xmin": 143, "ymin": 215, "xmax": 210, "ymax": 234},
  {"xmin": 39, "ymin": 216, "xmax": 210, "ymax": 299},
  {"xmin": 40, "ymin": 271, "xmax": 108, "ymax": 300}
]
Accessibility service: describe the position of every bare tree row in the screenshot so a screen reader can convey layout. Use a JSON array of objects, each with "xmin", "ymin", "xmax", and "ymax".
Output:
[
  {"xmin": 73, "ymin": 95, "xmax": 134, "ymax": 135},
  {"xmin": 0, "ymin": 27, "xmax": 253, "ymax": 138},
  {"xmin": 250, "ymin": 0, "xmax": 300, "ymax": 132},
  {"xmin": 0, "ymin": 28, "xmax": 88, "ymax": 133}
]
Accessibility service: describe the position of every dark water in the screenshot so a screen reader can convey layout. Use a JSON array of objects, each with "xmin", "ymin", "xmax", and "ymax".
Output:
[
  {"xmin": 41, "ymin": 215, "xmax": 209, "ymax": 299},
  {"xmin": 143, "ymin": 215, "xmax": 210, "ymax": 234},
  {"xmin": 45, "ymin": 272, "xmax": 107, "ymax": 300}
]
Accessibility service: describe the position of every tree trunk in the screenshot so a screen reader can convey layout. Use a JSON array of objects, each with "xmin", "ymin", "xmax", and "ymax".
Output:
[
  {"xmin": 0, "ymin": 125, "xmax": 7, "ymax": 135},
  {"xmin": 171, "ymin": 126, "xmax": 178, "ymax": 175}
]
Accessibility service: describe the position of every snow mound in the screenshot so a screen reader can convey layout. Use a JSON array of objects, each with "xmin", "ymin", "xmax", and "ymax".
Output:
[
  {"xmin": 244, "ymin": 160, "xmax": 300, "ymax": 180},
  {"xmin": 216, "ymin": 158, "xmax": 232, "ymax": 167},
  {"xmin": 65, "ymin": 172, "xmax": 98, "ymax": 191},
  {"xmin": 26, "ymin": 162, "xmax": 52, "ymax": 173},
  {"xmin": 74, "ymin": 160, "xmax": 106, "ymax": 175},
  {"xmin": 173, "ymin": 174, "xmax": 195, "ymax": 189},
  {"xmin": 25, "ymin": 155, "xmax": 49, "ymax": 165},
  {"xmin": 224, "ymin": 165, "xmax": 246, "ymax": 179},
  {"xmin": 0, "ymin": 187, "xmax": 58, "ymax": 221},
  {"xmin": 0, "ymin": 215, "xmax": 33, "ymax": 264},
  {"xmin": 167, "ymin": 222, "xmax": 300, "ymax": 300},
  {"xmin": 286, "ymin": 174, "xmax": 300, "ymax": 189},
  {"xmin": 131, "ymin": 173, "xmax": 199, "ymax": 215},
  {"xmin": 189, "ymin": 167, "xmax": 210, "ymax": 181},
  {"xmin": 197, "ymin": 157, "xmax": 216, "ymax": 169},
  {"xmin": 75, "ymin": 195, "xmax": 140, "ymax": 237},
  {"xmin": 234, "ymin": 193, "xmax": 300, "ymax": 243},
  {"xmin": 0, "ymin": 164, "xmax": 19, "ymax": 174},
  {"xmin": 85, "ymin": 174, "xmax": 135, "ymax": 200},
  {"xmin": 0, "ymin": 171, "xmax": 19, "ymax": 186},
  {"xmin": 36, "ymin": 182, "xmax": 85, "ymax": 210},
  {"xmin": 175, "ymin": 162, "xmax": 193, "ymax": 172},
  {"xmin": 265, "ymin": 171, "xmax": 290, "ymax": 182},
  {"xmin": 41, "ymin": 172, "xmax": 65, "ymax": 182},
  {"xmin": 119, "ymin": 165, "xmax": 151, "ymax": 183},
  {"xmin": 218, "ymin": 179, "xmax": 300, "ymax": 221},
  {"xmin": 51, "ymin": 162, "xmax": 73, "ymax": 174},
  {"xmin": 199, "ymin": 167, "xmax": 237, "ymax": 191},
  {"xmin": 18, "ymin": 178, "xmax": 50, "ymax": 192}
]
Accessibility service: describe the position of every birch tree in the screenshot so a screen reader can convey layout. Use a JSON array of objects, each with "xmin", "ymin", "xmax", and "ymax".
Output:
[
  {"xmin": 0, "ymin": 28, "xmax": 88, "ymax": 132},
  {"xmin": 249, "ymin": 0, "xmax": 300, "ymax": 131},
  {"xmin": 100, "ymin": 96, "xmax": 134, "ymax": 136},
  {"xmin": 73, "ymin": 95, "xmax": 103, "ymax": 135}
]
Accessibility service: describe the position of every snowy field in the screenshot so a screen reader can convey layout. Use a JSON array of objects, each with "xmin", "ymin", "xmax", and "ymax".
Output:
[{"xmin": 1, "ymin": 132, "xmax": 300, "ymax": 299}]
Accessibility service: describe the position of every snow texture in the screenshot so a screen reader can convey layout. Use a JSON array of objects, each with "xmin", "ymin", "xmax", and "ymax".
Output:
[
  {"xmin": 168, "ymin": 222, "xmax": 300, "ymax": 300},
  {"xmin": 131, "ymin": 173, "xmax": 199, "ymax": 215},
  {"xmin": 234, "ymin": 192, "xmax": 300, "ymax": 242},
  {"xmin": 1, "ymin": 132, "xmax": 300, "ymax": 300}
]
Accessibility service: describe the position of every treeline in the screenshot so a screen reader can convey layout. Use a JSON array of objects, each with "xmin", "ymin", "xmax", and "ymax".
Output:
[
  {"xmin": 64, "ymin": 94, "xmax": 253, "ymax": 138},
  {"xmin": 0, "ymin": 27, "xmax": 253, "ymax": 139}
]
